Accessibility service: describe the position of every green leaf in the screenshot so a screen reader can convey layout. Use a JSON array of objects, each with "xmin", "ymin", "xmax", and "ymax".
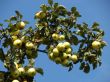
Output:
[
  {"xmin": 71, "ymin": 35, "xmax": 78, "ymax": 45},
  {"xmin": 4, "ymin": 19, "xmax": 10, "ymax": 22},
  {"xmin": 92, "ymin": 22, "xmax": 99, "ymax": 29},
  {"xmin": 79, "ymin": 62, "xmax": 85, "ymax": 70},
  {"xmin": 36, "ymin": 24, "xmax": 44, "ymax": 30},
  {"xmin": 83, "ymin": 63, "xmax": 90, "ymax": 73},
  {"xmin": 54, "ymin": 3, "xmax": 58, "ymax": 9},
  {"xmin": 36, "ymin": 68, "xmax": 44, "ymax": 75},
  {"xmin": 71, "ymin": 7, "xmax": 76, "ymax": 13},
  {"xmin": 0, "ymin": 48, "xmax": 5, "ymax": 61},
  {"xmin": 2, "ymin": 38, "xmax": 12, "ymax": 48},
  {"xmin": 40, "ymin": 4, "xmax": 48, "ymax": 12},
  {"xmin": 0, "ymin": 23, "xmax": 3, "ymax": 27},
  {"xmin": 75, "ymin": 11, "xmax": 81, "ymax": 17},
  {"xmin": 15, "ymin": 10, "xmax": 23, "ymax": 19},
  {"xmin": 23, "ymin": 21, "xmax": 29, "ymax": 24},
  {"xmin": 48, "ymin": 0, "xmax": 53, "ymax": 6},
  {"xmin": 10, "ymin": 16, "xmax": 17, "ymax": 21},
  {"xmin": 92, "ymin": 62, "xmax": 97, "ymax": 70}
]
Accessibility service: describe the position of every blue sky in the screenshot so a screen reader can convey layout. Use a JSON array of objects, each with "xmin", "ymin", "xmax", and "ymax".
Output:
[{"xmin": 0, "ymin": 0, "xmax": 110, "ymax": 82}]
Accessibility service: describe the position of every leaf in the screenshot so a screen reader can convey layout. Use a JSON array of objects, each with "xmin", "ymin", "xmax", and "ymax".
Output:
[
  {"xmin": 40, "ymin": 4, "xmax": 47, "ymax": 12},
  {"xmin": 68, "ymin": 62, "xmax": 73, "ymax": 72},
  {"xmin": 0, "ymin": 23, "xmax": 3, "ymax": 27},
  {"xmin": 83, "ymin": 63, "xmax": 90, "ymax": 73},
  {"xmin": 36, "ymin": 24, "xmax": 44, "ymax": 30},
  {"xmin": 23, "ymin": 21, "xmax": 29, "ymax": 24},
  {"xmin": 92, "ymin": 22, "xmax": 99, "ymax": 29},
  {"xmin": 79, "ymin": 62, "xmax": 85, "ymax": 70},
  {"xmin": 71, "ymin": 7, "xmax": 76, "ymax": 13},
  {"xmin": 71, "ymin": 35, "xmax": 78, "ymax": 45},
  {"xmin": 54, "ymin": 3, "xmax": 58, "ymax": 9},
  {"xmin": 36, "ymin": 68, "xmax": 44, "ymax": 75},
  {"xmin": 0, "ymin": 48, "xmax": 5, "ymax": 61},
  {"xmin": 10, "ymin": 16, "xmax": 17, "ymax": 21},
  {"xmin": 4, "ymin": 19, "xmax": 10, "ymax": 22},
  {"xmin": 75, "ymin": 11, "xmax": 81, "ymax": 17},
  {"xmin": 15, "ymin": 10, "xmax": 23, "ymax": 19},
  {"xmin": 2, "ymin": 38, "xmax": 12, "ymax": 48},
  {"xmin": 92, "ymin": 62, "xmax": 97, "ymax": 70},
  {"xmin": 48, "ymin": 0, "xmax": 53, "ymax": 6}
]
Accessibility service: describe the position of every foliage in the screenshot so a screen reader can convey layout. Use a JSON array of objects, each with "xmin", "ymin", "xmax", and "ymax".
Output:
[{"xmin": 0, "ymin": 0, "xmax": 106, "ymax": 82}]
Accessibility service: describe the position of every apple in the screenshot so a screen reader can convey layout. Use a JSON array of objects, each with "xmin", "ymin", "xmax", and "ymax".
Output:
[
  {"xmin": 12, "ymin": 35, "xmax": 17, "ymax": 41},
  {"xmin": 18, "ymin": 21, "xmax": 26, "ymax": 30},
  {"xmin": 25, "ymin": 42, "xmax": 34, "ymax": 49},
  {"xmin": 65, "ymin": 48, "xmax": 72, "ymax": 54},
  {"xmin": 18, "ymin": 67, "xmax": 25, "ymax": 75},
  {"xmin": 49, "ymin": 45, "xmax": 54, "ymax": 51},
  {"xmin": 21, "ymin": 36, "xmax": 26, "ymax": 43},
  {"xmin": 26, "ymin": 50, "xmax": 32, "ymax": 55},
  {"xmin": 13, "ymin": 39, "xmax": 22, "ymax": 47},
  {"xmin": 59, "ymin": 35, "xmax": 65, "ymax": 41},
  {"xmin": 63, "ymin": 42, "xmax": 71, "ymax": 48},
  {"xmin": 53, "ymin": 48, "xmax": 59, "ymax": 57},
  {"xmin": 52, "ymin": 33, "xmax": 59, "ymax": 40},
  {"xmin": 56, "ymin": 43, "xmax": 65, "ymax": 51},
  {"xmin": 11, "ymin": 70, "xmax": 20, "ymax": 78},
  {"xmin": 35, "ymin": 11, "xmax": 46, "ymax": 19},
  {"xmin": 23, "ymin": 80, "xmax": 28, "ymax": 82},
  {"xmin": 62, "ymin": 59, "xmax": 69, "ymax": 66},
  {"xmin": 11, "ymin": 30, "xmax": 20, "ymax": 35},
  {"xmin": 92, "ymin": 41, "xmax": 101, "ymax": 49},
  {"xmin": 12, "ymin": 80, "xmax": 19, "ymax": 82},
  {"xmin": 70, "ymin": 55, "xmax": 78, "ymax": 62},
  {"xmin": 54, "ymin": 57, "xmax": 61, "ymax": 64},
  {"xmin": 27, "ymin": 67, "xmax": 36, "ymax": 77},
  {"xmin": 62, "ymin": 53, "xmax": 68, "ymax": 59},
  {"xmin": 48, "ymin": 53, "xmax": 54, "ymax": 60},
  {"xmin": 62, "ymin": 53, "xmax": 71, "ymax": 60},
  {"xmin": 14, "ymin": 62, "xmax": 19, "ymax": 69}
]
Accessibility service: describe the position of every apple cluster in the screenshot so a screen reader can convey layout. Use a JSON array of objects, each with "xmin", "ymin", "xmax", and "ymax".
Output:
[
  {"xmin": 11, "ymin": 67, "xmax": 37, "ymax": 82},
  {"xmin": 48, "ymin": 33, "xmax": 78, "ymax": 67}
]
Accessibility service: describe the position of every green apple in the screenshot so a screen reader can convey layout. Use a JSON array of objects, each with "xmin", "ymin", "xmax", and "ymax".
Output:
[
  {"xmin": 12, "ymin": 80, "xmax": 19, "ymax": 82},
  {"xmin": 56, "ymin": 43, "xmax": 65, "ymax": 51},
  {"xmin": 59, "ymin": 35, "xmax": 65, "ymax": 41},
  {"xmin": 26, "ymin": 50, "xmax": 32, "ymax": 55},
  {"xmin": 11, "ymin": 70, "xmax": 20, "ymax": 78},
  {"xmin": 70, "ymin": 55, "xmax": 78, "ymax": 62},
  {"xmin": 49, "ymin": 45, "xmax": 54, "ymax": 51},
  {"xmin": 65, "ymin": 48, "xmax": 72, "ymax": 54},
  {"xmin": 18, "ymin": 21, "xmax": 25, "ymax": 30},
  {"xmin": 13, "ymin": 39, "xmax": 22, "ymax": 47},
  {"xmin": 25, "ymin": 42, "xmax": 34, "ymax": 49},
  {"xmin": 35, "ymin": 11, "xmax": 46, "ymax": 19},
  {"xmin": 62, "ymin": 53, "xmax": 68, "ymax": 59},
  {"xmin": 63, "ymin": 42, "xmax": 71, "ymax": 48},
  {"xmin": 11, "ymin": 30, "xmax": 20, "ymax": 36},
  {"xmin": 48, "ymin": 53, "xmax": 54, "ymax": 60},
  {"xmin": 92, "ymin": 41, "xmax": 101, "ymax": 49},
  {"xmin": 62, "ymin": 53, "xmax": 71, "ymax": 60},
  {"xmin": 27, "ymin": 67, "xmax": 36, "ymax": 77},
  {"xmin": 62, "ymin": 59, "xmax": 69, "ymax": 66},
  {"xmin": 54, "ymin": 57, "xmax": 61, "ymax": 64},
  {"xmin": 23, "ymin": 80, "xmax": 28, "ymax": 82},
  {"xmin": 53, "ymin": 48, "xmax": 59, "ymax": 57},
  {"xmin": 21, "ymin": 36, "xmax": 26, "ymax": 43},
  {"xmin": 52, "ymin": 33, "xmax": 59, "ymax": 40},
  {"xmin": 12, "ymin": 35, "xmax": 17, "ymax": 41},
  {"xmin": 18, "ymin": 67, "xmax": 25, "ymax": 75}
]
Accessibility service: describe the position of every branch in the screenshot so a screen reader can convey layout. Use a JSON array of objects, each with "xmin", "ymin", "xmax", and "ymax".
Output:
[{"xmin": 37, "ymin": 49, "xmax": 48, "ymax": 53}]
